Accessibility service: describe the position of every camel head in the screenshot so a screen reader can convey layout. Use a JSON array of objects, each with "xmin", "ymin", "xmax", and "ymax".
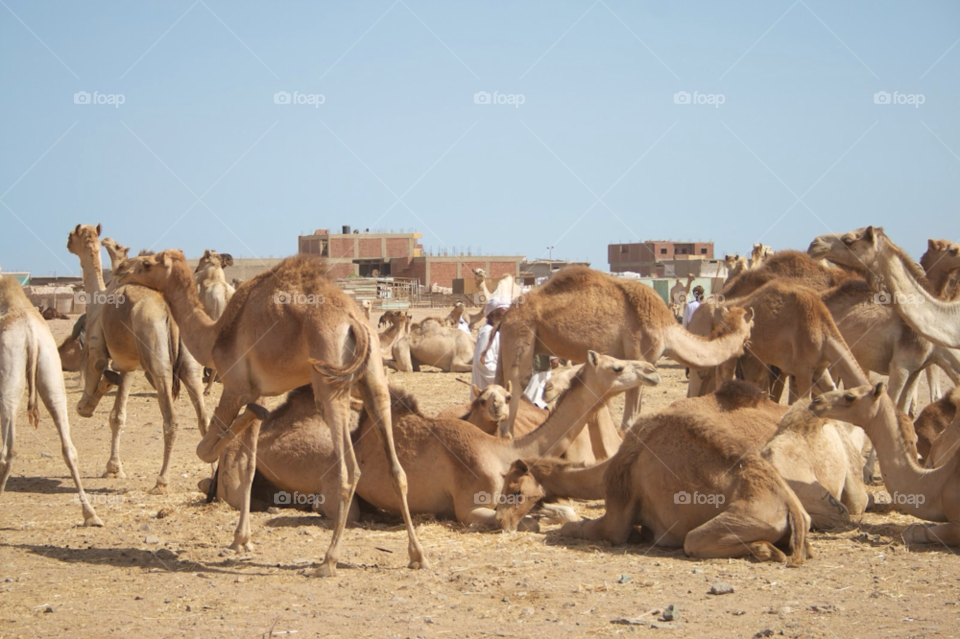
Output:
[
  {"xmin": 808, "ymin": 229, "xmax": 868, "ymax": 271},
  {"xmin": 542, "ymin": 364, "xmax": 579, "ymax": 407},
  {"xmin": 838, "ymin": 226, "xmax": 886, "ymax": 269},
  {"xmin": 809, "ymin": 381, "xmax": 887, "ymax": 423},
  {"xmin": 494, "ymin": 460, "xmax": 545, "ymax": 533},
  {"xmin": 471, "ymin": 382, "xmax": 512, "ymax": 425},
  {"xmin": 196, "ymin": 249, "xmax": 234, "ymax": 273},
  {"xmin": 66, "ymin": 223, "xmax": 102, "ymax": 257},
  {"xmin": 578, "ymin": 351, "xmax": 660, "ymax": 399},
  {"xmin": 119, "ymin": 249, "xmax": 187, "ymax": 291},
  {"xmin": 101, "ymin": 237, "xmax": 130, "ymax": 265},
  {"xmin": 921, "ymin": 239, "xmax": 960, "ymax": 274},
  {"xmin": 378, "ymin": 310, "xmax": 405, "ymax": 330}
]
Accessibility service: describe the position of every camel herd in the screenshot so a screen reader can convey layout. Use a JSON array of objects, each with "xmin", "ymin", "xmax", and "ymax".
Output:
[{"xmin": 3, "ymin": 223, "xmax": 960, "ymax": 575}]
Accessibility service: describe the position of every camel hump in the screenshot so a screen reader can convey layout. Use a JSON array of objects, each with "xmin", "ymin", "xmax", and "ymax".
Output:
[{"xmin": 309, "ymin": 317, "xmax": 371, "ymax": 389}]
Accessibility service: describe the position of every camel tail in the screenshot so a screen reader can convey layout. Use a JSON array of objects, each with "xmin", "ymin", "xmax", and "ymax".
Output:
[
  {"xmin": 26, "ymin": 341, "xmax": 40, "ymax": 428},
  {"xmin": 310, "ymin": 318, "xmax": 370, "ymax": 390},
  {"xmin": 785, "ymin": 489, "xmax": 810, "ymax": 568},
  {"xmin": 169, "ymin": 323, "xmax": 183, "ymax": 401}
]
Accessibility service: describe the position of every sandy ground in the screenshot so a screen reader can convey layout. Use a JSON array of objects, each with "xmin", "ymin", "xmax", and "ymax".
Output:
[{"xmin": 1, "ymin": 315, "xmax": 959, "ymax": 638}]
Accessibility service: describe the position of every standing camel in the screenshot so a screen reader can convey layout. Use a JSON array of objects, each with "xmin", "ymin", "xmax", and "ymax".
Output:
[
  {"xmin": 194, "ymin": 249, "xmax": 236, "ymax": 394},
  {"xmin": 66, "ymin": 224, "xmax": 209, "ymax": 493},
  {"xmin": 120, "ymin": 249, "xmax": 426, "ymax": 577},
  {"xmin": 0, "ymin": 277, "xmax": 102, "ymax": 527},
  {"xmin": 495, "ymin": 266, "xmax": 753, "ymax": 437}
]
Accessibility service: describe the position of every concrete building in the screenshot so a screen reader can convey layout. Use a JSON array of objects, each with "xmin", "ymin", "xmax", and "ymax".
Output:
[
  {"xmin": 519, "ymin": 259, "xmax": 590, "ymax": 285},
  {"xmin": 608, "ymin": 240, "xmax": 715, "ymax": 277},
  {"xmin": 297, "ymin": 227, "xmax": 524, "ymax": 288}
]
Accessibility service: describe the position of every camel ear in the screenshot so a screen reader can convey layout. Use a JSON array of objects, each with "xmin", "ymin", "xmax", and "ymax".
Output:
[
  {"xmin": 509, "ymin": 459, "xmax": 529, "ymax": 475},
  {"xmin": 202, "ymin": 249, "xmax": 212, "ymax": 259},
  {"xmin": 587, "ymin": 350, "xmax": 600, "ymax": 367},
  {"xmin": 221, "ymin": 253, "xmax": 234, "ymax": 267},
  {"xmin": 874, "ymin": 381, "xmax": 886, "ymax": 397},
  {"xmin": 864, "ymin": 226, "xmax": 876, "ymax": 242},
  {"xmin": 928, "ymin": 239, "xmax": 938, "ymax": 251},
  {"xmin": 74, "ymin": 224, "xmax": 81, "ymax": 233},
  {"xmin": 506, "ymin": 381, "xmax": 512, "ymax": 394},
  {"xmin": 744, "ymin": 307, "xmax": 755, "ymax": 323},
  {"xmin": 472, "ymin": 384, "xmax": 482, "ymax": 397},
  {"xmin": 96, "ymin": 223, "xmax": 101, "ymax": 237}
]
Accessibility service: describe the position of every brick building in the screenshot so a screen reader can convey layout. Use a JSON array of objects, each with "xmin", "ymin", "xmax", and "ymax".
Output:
[
  {"xmin": 608, "ymin": 240, "xmax": 714, "ymax": 277},
  {"xmin": 297, "ymin": 228, "xmax": 524, "ymax": 288}
]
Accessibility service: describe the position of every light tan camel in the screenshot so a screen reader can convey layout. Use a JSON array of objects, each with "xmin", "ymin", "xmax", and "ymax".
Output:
[
  {"xmin": 202, "ymin": 351, "xmax": 659, "ymax": 533},
  {"xmin": 721, "ymin": 250, "xmax": 852, "ymax": 299},
  {"xmin": 515, "ymin": 381, "xmax": 867, "ymax": 530},
  {"xmin": 0, "ymin": 277, "xmax": 102, "ymax": 527},
  {"xmin": 669, "ymin": 275, "xmax": 696, "ymax": 319},
  {"xmin": 496, "ymin": 267, "xmax": 753, "ymax": 437},
  {"xmin": 67, "ymin": 225, "xmax": 209, "ymax": 494},
  {"xmin": 101, "ymin": 237, "xmax": 130, "ymax": 273},
  {"xmin": 837, "ymin": 227, "xmax": 960, "ymax": 349},
  {"xmin": 915, "ymin": 386, "xmax": 959, "ymax": 463},
  {"xmin": 809, "ymin": 382, "xmax": 960, "ymax": 546},
  {"xmin": 749, "ymin": 244, "xmax": 773, "ymax": 269},
  {"xmin": 926, "ymin": 417, "xmax": 960, "ymax": 468},
  {"xmin": 194, "ymin": 250, "xmax": 236, "ymax": 395},
  {"xmin": 376, "ymin": 311, "xmax": 410, "ymax": 359},
  {"xmin": 119, "ymin": 250, "xmax": 426, "ymax": 576},
  {"xmin": 723, "ymin": 255, "xmax": 748, "ymax": 282},
  {"xmin": 918, "ymin": 239, "xmax": 960, "ymax": 402},
  {"xmin": 688, "ymin": 281, "xmax": 868, "ymax": 401},
  {"xmin": 435, "ymin": 381, "xmax": 620, "ymax": 465},
  {"xmin": 57, "ymin": 314, "xmax": 86, "ymax": 373},
  {"xmin": 557, "ymin": 382, "xmax": 812, "ymax": 564},
  {"xmin": 390, "ymin": 319, "xmax": 475, "ymax": 372}
]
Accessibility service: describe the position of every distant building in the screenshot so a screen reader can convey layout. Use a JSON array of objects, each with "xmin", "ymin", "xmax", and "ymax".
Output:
[
  {"xmin": 608, "ymin": 240, "xmax": 715, "ymax": 277},
  {"xmin": 297, "ymin": 227, "xmax": 524, "ymax": 288},
  {"xmin": 519, "ymin": 259, "xmax": 590, "ymax": 285}
]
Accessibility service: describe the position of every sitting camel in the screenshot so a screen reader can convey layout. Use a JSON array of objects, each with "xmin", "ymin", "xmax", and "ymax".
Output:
[
  {"xmin": 749, "ymin": 244, "xmax": 773, "ymax": 270},
  {"xmin": 809, "ymin": 382, "xmax": 960, "ymax": 546},
  {"xmin": 194, "ymin": 249, "xmax": 236, "ymax": 394},
  {"xmin": 390, "ymin": 318, "xmax": 475, "ymax": 372},
  {"xmin": 496, "ymin": 266, "xmax": 753, "ymax": 437},
  {"xmin": 204, "ymin": 351, "xmax": 659, "ymax": 533},
  {"xmin": 376, "ymin": 311, "xmax": 410, "ymax": 359},
  {"xmin": 723, "ymin": 255, "xmax": 748, "ymax": 283},
  {"xmin": 721, "ymin": 250, "xmax": 852, "ymax": 299},
  {"xmin": 0, "ymin": 277, "xmax": 102, "ymax": 527},
  {"xmin": 915, "ymin": 386, "xmax": 960, "ymax": 464},
  {"xmin": 557, "ymin": 382, "xmax": 812, "ymax": 565},
  {"xmin": 68, "ymin": 224, "xmax": 209, "ymax": 493},
  {"xmin": 121, "ymin": 249, "xmax": 426, "ymax": 576}
]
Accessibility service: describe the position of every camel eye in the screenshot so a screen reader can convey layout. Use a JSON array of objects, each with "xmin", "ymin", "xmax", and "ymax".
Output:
[
  {"xmin": 844, "ymin": 394, "xmax": 855, "ymax": 402},
  {"xmin": 479, "ymin": 398, "xmax": 486, "ymax": 405},
  {"xmin": 613, "ymin": 365, "xmax": 624, "ymax": 373},
  {"xmin": 505, "ymin": 395, "xmax": 512, "ymax": 402},
  {"xmin": 842, "ymin": 237, "xmax": 853, "ymax": 246}
]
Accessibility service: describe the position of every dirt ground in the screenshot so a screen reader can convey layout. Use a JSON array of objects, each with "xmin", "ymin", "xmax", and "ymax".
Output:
[{"xmin": 2, "ymin": 315, "xmax": 958, "ymax": 638}]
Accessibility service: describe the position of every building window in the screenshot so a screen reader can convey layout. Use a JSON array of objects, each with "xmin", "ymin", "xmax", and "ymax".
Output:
[
  {"xmin": 660, "ymin": 248, "xmax": 667, "ymax": 255},
  {"xmin": 700, "ymin": 248, "xmax": 707, "ymax": 254},
  {"xmin": 621, "ymin": 245, "xmax": 629, "ymax": 253}
]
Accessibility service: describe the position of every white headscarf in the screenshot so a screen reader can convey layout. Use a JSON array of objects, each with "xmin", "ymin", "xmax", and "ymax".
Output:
[{"xmin": 484, "ymin": 297, "xmax": 510, "ymax": 316}]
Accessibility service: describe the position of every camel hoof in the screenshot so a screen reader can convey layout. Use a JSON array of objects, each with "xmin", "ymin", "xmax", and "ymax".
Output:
[
  {"xmin": 517, "ymin": 517, "xmax": 540, "ymax": 533},
  {"xmin": 407, "ymin": 557, "xmax": 429, "ymax": 570},
  {"xmin": 559, "ymin": 520, "xmax": 586, "ymax": 538},
  {"xmin": 197, "ymin": 478, "xmax": 212, "ymax": 494},
  {"xmin": 308, "ymin": 563, "xmax": 336, "ymax": 578},
  {"xmin": 901, "ymin": 524, "xmax": 930, "ymax": 545},
  {"xmin": 102, "ymin": 469, "xmax": 126, "ymax": 479},
  {"xmin": 228, "ymin": 541, "xmax": 254, "ymax": 554},
  {"xmin": 84, "ymin": 515, "xmax": 105, "ymax": 527},
  {"xmin": 147, "ymin": 483, "xmax": 168, "ymax": 496}
]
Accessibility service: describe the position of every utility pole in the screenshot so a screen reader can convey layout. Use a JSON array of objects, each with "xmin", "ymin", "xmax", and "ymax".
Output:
[{"xmin": 546, "ymin": 245, "xmax": 554, "ymax": 260}]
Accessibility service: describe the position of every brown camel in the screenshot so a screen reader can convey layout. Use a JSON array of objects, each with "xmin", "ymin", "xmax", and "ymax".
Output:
[
  {"xmin": 915, "ymin": 386, "xmax": 960, "ymax": 463},
  {"xmin": 749, "ymin": 243, "xmax": 773, "ymax": 269},
  {"xmin": 723, "ymin": 255, "xmax": 748, "ymax": 283},
  {"xmin": 809, "ymin": 382, "xmax": 960, "ymax": 546},
  {"xmin": 557, "ymin": 382, "xmax": 812, "ymax": 564},
  {"xmin": 721, "ymin": 250, "xmax": 852, "ymax": 299},
  {"xmin": 0, "ymin": 277, "xmax": 102, "ymax": 527},
  {"xmin": 101, "ymin": 237, "xmax": 130, "ymax": 273},
  {"xmin": 688, "ymin": 281, "xmax": 868, "ymax": 401},
  {"xmin": 376, "ymin": 311, "xmax": 411, "ymax": 359},
  {"xmin": 119, "ymin": 249, "xmax": 426, "ymax": 576},
  {"xmin": 194, "ymin": 249, "xmax": 236, "ymax": 394},
  {"xmin": 836, "ymin": 227, "xmax": 960, "ymax": 349},
  {"xmin": 496, "ymin": 266, "xmax": 753, "ymax": 437},
  {"xmin": 67, "ymin": 224, "xmax": 209, "ymax": 493},
  {"xmin": 57, "ymin": 314, "xmax": 86, "ymax": 373},
  {"xmin": 390, "ymin": 319, "xmax": 475, "ymax": 372},
  {"xmin": 202, "ymin": 351, "xmax": 659, "ymax": 533}
]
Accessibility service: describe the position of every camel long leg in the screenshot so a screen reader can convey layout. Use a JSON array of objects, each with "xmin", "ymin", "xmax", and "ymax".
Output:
[
  {"xmin": 902, "ymin": 478, "xmax": 960, "ymax": 546},
  {"xmin": 928, "ymin": 366, "xmax": 942, "ymax": 403},
  {"xmin": 500, "ymin": 327, "xmax": 535, "ymax": 439},
  {"xmin": 196, "ymin": 390, "xmax": 249, "ymax": 463},
  {"xmin": 229, "ymin": 419, "xmax": 260, "ymax": 553},
  {"xmin": 683, "ymin": 500, "xmax": 792, "ymax": 563},
  {"xmin": 0, "ymin": 370, "xmax": 24, "ymax": 495},
  {"xmin": 104, "ymin": 373, "xmax": 132, "ymax": 479},
  {"xmin": 886, "ymin": 364, "xmax": 911, "ymax": 414},
  {"xmin": 310, "ymin": 384, "xmax": 358, "ymax": 578},
  {"xmin": 148, "ymin": 375, "xmax": 179, "ymax": 495},
  {"xmin": 559, "ymin": 497, "xmax": 640, "ymax": 545},
  {"xmin": 179, "ymin": 354, "xmax": 210, "ymax": 436},
  {"xmin": 356, "ymin": 365, "xmax": 427, "ymax": 570},
  {"xmin": 36, "ymin": 345, "xmax": 102, "ymax": 526},
  {"xmin": 899, "ymin": 368, "xmax": 923, "ymax": 416}
]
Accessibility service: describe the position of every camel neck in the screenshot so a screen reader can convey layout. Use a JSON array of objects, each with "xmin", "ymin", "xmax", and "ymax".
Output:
[
  {"xmin": 158, "ymin": 261, "xmax": 219, "ymax": 367},
  {"xmin": 508, "ymin": 380, "xmax": 603, "ymax": 459},
  {"xmin": 80, "ymin": 250, "xmax": 106, "ymax": 294}
]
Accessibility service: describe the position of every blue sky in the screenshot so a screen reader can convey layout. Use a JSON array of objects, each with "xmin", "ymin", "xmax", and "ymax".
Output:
[{"xmin": 1, "ymin": 0, "xmax": 958, "ymax": 276}]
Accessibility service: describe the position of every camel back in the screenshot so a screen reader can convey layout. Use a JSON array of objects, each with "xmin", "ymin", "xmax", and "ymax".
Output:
[{"xmin": 0, "ymin": 276, "xmax": 35, "ymax": 313}]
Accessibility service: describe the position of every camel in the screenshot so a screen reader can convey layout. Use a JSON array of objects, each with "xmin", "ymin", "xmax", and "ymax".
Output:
[
  {"xmin": 435, "ymin": 381, "xmax": 621, "ymax": 465},
  {"xmin": 669, "ymin": 275, "xmax": 696, "ymax": 319},
  {"xmin": 915, "ymin": 387, "xmax": 960, "ymax": 463},
  {"xmin": 836, "ymin": 227, "xmax": 960, "ymax": 349},
  {"xmin": 57, "ymin": 314, "xmax": 86, "ymax": 373},
  {"xmin": 376, "ymin": 311, "xmax": 410, "ymax": 359},
  {"xmin": 723, "ymin": 255, "xmax": 748, "ymax": 283},
  {"xmin": 517, "ymin": 381, "xmax": 867, "ymax": 530},
  {"xmin": 390, "ymin": 319, "xmax": 475, "ymax": 372},
  {"xmin": 40, "ymin": 307, "xmax": 69, "ymax": 320},
  {"xmin": 101, "ymin": 237, "xmax": 130, "ymax": 273},
  {"xmin": 920, "ymin": 239, "xmax": 960, "ymax": 299},
  {"xmin": 0, "ymin": 277, "xmax": 102, "ymax": 527},
  {"xmin": 721, "ymin": 250, "xmax": 852, "ymax": 299},
  {"xmin": 202, "ymin": 351, "xmax": 659, "ymax": 534},
  {"xmin": 67, "ymin": 224, "xmax": 210, "ymax": 494},
  {"xmin": 809, "ymin": 382, "xmax": 960, "ymax": 546},
  {"xmin": 558, "ymin": 382, "xmax": 812, "ymax": 564},
  {"xmin": 194, "ymin": 250, "xmax": 236, "ymax": 394},
  {"xmin": 687, "ymin": 281, "xmax": 868, "ymax": 401},
  {"xmin": 496, "ymin": 267, "xmax": 753, "ymax": 437},
  {"xmin": 119, "ymin": 249, "xmax": 426, "ymax": 576},
  {"xmin": 749, "ymin": 244, "xmax": 773, "ymax": 269}
]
